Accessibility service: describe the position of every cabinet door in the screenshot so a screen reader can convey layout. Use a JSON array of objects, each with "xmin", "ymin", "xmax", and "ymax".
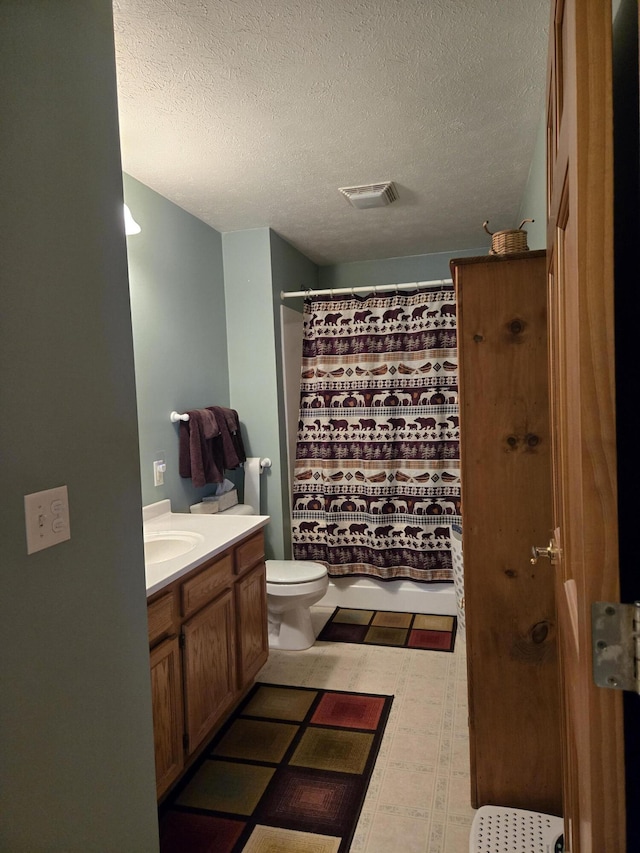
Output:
[
  {"xmin": 235, "ymin": 562, "xmax": 268, "ymax": 689},
  {"xmin": 182, "ymin": 589, "xmax": 236, "ymax": 754},
  {"xmin": 149, "ymin": 636, "xmax": 184, "ymax": 799}
]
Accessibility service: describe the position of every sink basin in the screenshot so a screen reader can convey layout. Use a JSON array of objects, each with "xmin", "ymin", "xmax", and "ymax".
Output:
[{"xmin": 144, "ymin": 530, "xmax": 204, "ymax": 565}]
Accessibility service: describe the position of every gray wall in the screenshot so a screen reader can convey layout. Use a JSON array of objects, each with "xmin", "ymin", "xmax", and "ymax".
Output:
[
  {"xmin": 0, "ymin": 3, "xmax": 158, "ymax": 850},
  {"xmin": 124, "ymin": 174, "xmax": 229, "ymax": 511}
]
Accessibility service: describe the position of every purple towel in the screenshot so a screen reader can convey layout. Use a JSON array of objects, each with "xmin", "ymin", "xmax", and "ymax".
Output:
[
  {"xmin": 199, "ymin": 408, "xmax": 219, "ymax": 440},
  {"xmin": 209, "ymin": 407, "xmax": 246, "ymax": 469},
  {"xmin": 179, "ymin": 409, "xmax": 223, "ymax": 487},
  {"xmin": 179, "ymin": 406, "xmax": 246, "ymax": 488}
]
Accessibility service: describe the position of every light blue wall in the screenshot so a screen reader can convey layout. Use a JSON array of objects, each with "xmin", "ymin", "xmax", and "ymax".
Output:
[
  {"xmin": 124, "ymin": 174, "xmax": 229, "ymax": 511},
  {"xmin": 222, "ymin": 229, "xmax": 290, "ymax": 558},
  {"xmin": 1, "ymin": 3, "xmax": 158, "ymax": 849},
  {"xmin": 318, "ymin": 247, "xmax": 488, "ymax": 289},
  {"xmin": 518, "ymin": 111, "xmax": 547, "ymax": 250},
  {"xmin": 269, "ymin": 231, "xmax": 319, "ymax": 557},
  {"xmin": 121, "ymin": 189, "xmax": 318, "ymax": 556}
]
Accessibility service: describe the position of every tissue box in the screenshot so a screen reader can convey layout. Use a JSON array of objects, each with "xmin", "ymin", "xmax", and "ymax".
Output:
[
  {"xmin": 190, "ymin": 501, "xmax": 219, "ymax": 514},
  {"xmin": 203, "ymin": 489, "xmax": 238, "ymax": 512}
]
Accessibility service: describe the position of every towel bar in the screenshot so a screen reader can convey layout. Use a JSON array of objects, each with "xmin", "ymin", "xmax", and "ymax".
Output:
[{"xmin": 170, "ymin": 411, "xmax": 189, "ymax": 422}]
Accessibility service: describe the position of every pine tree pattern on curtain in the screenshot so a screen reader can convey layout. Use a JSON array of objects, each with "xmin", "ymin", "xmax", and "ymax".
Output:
[{"xmin": 291, "ymin": 285, "xmax": 459, "ymax": 583}]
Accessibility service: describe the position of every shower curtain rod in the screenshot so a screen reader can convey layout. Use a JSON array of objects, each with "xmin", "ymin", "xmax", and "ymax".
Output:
[{"xmin": 279, "ymin": 277, "xmax": 453, "ymax": 300}]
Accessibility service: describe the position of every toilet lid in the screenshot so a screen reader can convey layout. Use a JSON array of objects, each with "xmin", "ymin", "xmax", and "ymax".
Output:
[{"xmin": 266, "ymin": 560, "xmax": 327, "ymax": 583}]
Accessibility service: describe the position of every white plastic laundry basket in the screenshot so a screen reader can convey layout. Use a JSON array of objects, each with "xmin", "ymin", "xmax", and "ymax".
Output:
[
  {"xmin": 450, "ymin": 523, "xmax": 465, "ymax": 632},
  {"xmin": 469, "ymin": 805, "xmax": 564, "ymax": 852}
]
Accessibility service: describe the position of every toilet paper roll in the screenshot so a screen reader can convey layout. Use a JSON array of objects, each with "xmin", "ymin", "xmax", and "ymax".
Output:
[{"xmin": 243, "ymin": 457, "xmax": 262, "ymax": 512}]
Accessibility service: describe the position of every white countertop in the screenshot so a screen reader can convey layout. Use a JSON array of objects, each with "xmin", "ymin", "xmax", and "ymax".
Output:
[{"xmin": 143, "ymin": 500, "xmax": 270, "ymax": 597}]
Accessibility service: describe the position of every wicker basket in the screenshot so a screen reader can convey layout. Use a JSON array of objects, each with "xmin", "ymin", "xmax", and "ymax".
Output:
[{"xmin": 483, "ymin": 219, "xmax": 533, "ymax": 255}]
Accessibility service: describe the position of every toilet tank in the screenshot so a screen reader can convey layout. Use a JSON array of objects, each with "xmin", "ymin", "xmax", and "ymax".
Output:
[{"xmin": 218, "ymin": 504, "xmax": 255, "ymax": 516}]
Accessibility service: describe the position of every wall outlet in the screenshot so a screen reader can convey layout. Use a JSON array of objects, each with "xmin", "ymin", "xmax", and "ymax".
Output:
[
  {"xmin": 24, "ymin": 485, "xmax": 71, "ymax": 554},
  {"xmin": 153, "ymin": 459, "xmax": 166, "ymax": 487}
]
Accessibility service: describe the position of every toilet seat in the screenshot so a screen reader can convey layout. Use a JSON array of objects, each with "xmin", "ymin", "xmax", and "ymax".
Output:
[{"xmin": 266, "ymin": 560, "xmax": 327, "ymax": 584}]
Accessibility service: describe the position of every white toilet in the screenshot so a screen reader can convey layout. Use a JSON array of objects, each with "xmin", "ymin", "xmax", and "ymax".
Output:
[{"xmin": 218, "ymin": 503, "xmax": 328, "ymax": 650}]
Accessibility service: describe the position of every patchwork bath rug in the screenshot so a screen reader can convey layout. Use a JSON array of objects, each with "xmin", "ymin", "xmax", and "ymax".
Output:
[
  {"xmin": 318, "ymin": 607, "xmax": 457, "ymax": 652},
  {"xmin": 159, "ymin": 682, "xmax": 393, "ymax": 853}
]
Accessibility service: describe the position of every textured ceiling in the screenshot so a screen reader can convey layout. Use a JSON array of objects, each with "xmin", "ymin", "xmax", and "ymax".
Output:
[{"xmin": 113, "ymin": 0, "xmax": 550, "ymax": 266}]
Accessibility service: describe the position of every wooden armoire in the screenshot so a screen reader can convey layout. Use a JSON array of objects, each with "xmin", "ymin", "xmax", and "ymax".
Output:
[{"xmin": 451, "ymin": 250, "xmax": 562, "ymax": 816}]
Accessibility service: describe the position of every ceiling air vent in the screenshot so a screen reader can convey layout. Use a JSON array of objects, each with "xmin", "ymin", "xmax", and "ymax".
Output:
[{"xmin": 338, "ymin": 181, "xmax": 398, "ymax": 209}]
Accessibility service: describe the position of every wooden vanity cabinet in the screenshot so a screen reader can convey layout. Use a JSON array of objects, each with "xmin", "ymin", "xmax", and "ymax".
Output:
[
  {"xmin": 451, "ymin": 252, "xmax": 562, "ymax": 815},
  {"xmin": 235, "ymin": 561, "xmax": 268, "ymax": 687},
  {"xmin": 146, "ymin": 529, "xmax": 268, "ymax": 800},
  {"xmin": 149, "ymin": 636, "xmax": 184, "ymax": 798},
  {"xmin": 182, "ymin": 588, "xmax": 236, "ymax": 754},
  {"xmin": 234, "ymin": 531, "xmax": 269, "ymax": 687}
]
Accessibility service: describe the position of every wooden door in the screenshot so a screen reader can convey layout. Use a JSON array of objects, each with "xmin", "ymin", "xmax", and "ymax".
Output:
[
  {"xmin": 546, "ymin": 1, "xmax": 626, "ymax": 849},
  {"xmin": 182, "ymin": 589, "xmax": 237, "ymax": 754},
  {"xmin": 454, "ymin": 252, "xmax": 561, "ymax": 815}
]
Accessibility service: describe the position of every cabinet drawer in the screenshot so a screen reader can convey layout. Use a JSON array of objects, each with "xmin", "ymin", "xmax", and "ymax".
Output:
[
  {"xmin": 235, "ymin": 531, "xmax": 265, "ymax": 576},
  {"xmin": 181, "ymin": 554, "xmax": 233, "ymax": 618},
  {"xmin": 147, "ymin": 591, "xmax": 178, "ymax": 647}
]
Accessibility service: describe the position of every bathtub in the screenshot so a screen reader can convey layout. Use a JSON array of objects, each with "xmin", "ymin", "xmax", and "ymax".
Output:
[{"xmin": 318, "ymin": 576, "xmax": 456, "ymax": 616}]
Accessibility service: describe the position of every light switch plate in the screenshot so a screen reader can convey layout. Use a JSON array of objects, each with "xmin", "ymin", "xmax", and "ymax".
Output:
[
  {"xmin": 153, "ymin": 459, "xmax": 166, "ymax": 487},
  {"xmin": 24, "ymin": 485, "xmax": 71, "ymax": 554}
]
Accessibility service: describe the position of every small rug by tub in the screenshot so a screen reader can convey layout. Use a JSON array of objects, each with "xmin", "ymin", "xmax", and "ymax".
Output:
[
  {"xmin": 159, "ymin": 682, "xmax": 393, "ymax": 853},
  {"xmin": 318, "ymin": 607, "xmax": 457, "ymax": 652}
]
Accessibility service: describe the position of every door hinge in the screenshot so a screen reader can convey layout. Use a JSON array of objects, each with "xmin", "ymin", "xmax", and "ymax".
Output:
[
  {"xmin": 179, "ymin": 633, "xmax": 186, "ymax": 649},
  {"xmin": 592, "ymin": 602, "xmax": 640, "ymax": 694}
]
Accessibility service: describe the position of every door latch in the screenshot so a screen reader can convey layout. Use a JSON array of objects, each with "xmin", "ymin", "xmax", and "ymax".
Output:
[
  {"xmin": 530, "ymin": 541, "xmax": 560, "ymax": 564},
  {"xmin": 592, "ymin": 602, "xmax": 640, "ymax": 694}
]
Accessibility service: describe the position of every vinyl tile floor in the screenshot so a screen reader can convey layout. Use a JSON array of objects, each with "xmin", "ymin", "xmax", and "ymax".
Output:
[{"xmin": 257, "ymin": 607, "xmax": 476, "ymax": 853}]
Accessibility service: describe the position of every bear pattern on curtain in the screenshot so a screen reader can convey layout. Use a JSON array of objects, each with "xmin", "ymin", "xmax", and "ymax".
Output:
[{"xmin": 291, "ymin": 284, "xmax": 459, "ymax": 583}]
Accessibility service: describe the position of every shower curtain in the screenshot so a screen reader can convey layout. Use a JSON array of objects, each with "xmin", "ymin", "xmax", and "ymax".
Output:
[{"xmin": 291, "ymin": 284, "xmax": 459, "ymax": 583}]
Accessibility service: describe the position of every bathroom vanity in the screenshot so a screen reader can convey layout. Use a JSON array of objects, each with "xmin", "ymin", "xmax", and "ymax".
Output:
[{"xmin": 143, "ymin": 501, "xmax": 270, "ymax": 799}]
